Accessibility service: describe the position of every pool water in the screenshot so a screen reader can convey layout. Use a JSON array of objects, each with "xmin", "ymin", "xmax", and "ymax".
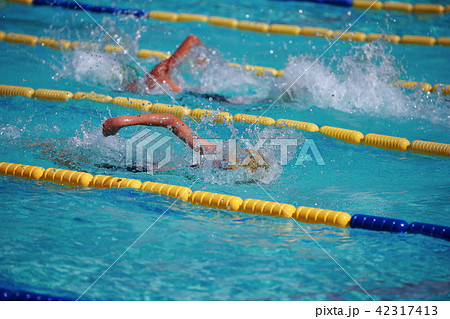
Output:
[{"xmin": 0, "ymin": 0, "xmax": 449, "ymax": 300}]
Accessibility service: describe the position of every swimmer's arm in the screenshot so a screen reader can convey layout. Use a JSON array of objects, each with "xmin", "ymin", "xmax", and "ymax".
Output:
[
  {"xmin": 125, "ymin": 35, "xmax": 203, "ymax": 93},
  {"xmin": 102, "ymin": 113, "xmax": 215, "ymax": 153},
  {"xmin": 168, "ymin": 35, "xmax": 203, "ymax": 63}
]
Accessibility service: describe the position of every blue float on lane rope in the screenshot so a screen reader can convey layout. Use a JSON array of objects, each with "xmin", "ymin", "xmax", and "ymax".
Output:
[
  {"xmin": 406, "ymin": 222, "xmax": 450, "ymax": 241},
  {"xmin": 350, "ymin": 214, "xmax": 409, "ymax": 233},
  {"xmin": 0, "ymin": 287, "xmax": 72, "ymax": 301},
  {"xmin": 32, "ymin": 0, "xmax": 146, "ymax": 17}
]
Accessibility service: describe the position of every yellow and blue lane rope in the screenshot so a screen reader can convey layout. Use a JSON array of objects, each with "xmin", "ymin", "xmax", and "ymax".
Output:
[
  {"xmin": 9, "ymin": 0, "xmax": 450, "ymax": 15},
  {"xmin": 5, "ymin": 0, "xmax": 450, "ymax": 46},
  {"xmin": 0, "ymin": 162, "xmax": 449, "ymax": 241},
  {"xmin": 273, "ymin": 0, "xmax": 448, "ymax": 14},
  {"xmin": 7, "ymin": 0, "xmax": 147, "ymax": 17}
]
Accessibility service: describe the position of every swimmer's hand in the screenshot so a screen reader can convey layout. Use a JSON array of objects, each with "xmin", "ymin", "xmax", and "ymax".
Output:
[{"xmin": 102, "ymin": 118, "xmax": 121, "ymax": 137}]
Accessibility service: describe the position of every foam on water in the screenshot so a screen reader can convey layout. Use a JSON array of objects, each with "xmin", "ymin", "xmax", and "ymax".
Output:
[
  {"xmin": 172, "ymin": 46, "xmax": 272, "ymax": 102},
  {"xmin": 70, "ymin": 50, "xmax": 126, "ymax": 89},
  {"xmin": 51, "ymin": 17, "xmax": 142, "ymax": 90},
  {"xmin": 276, "ymin": 42, "xmax": 449, "ymax": 125},
  {"xmin": 24, "ymin": 126, "xmax": 126, "ymax": 171},
  {"xmin": 0, "ymin": 124, "xmax": 25, "ymax": 140},
  {"xmin": 167, "ymin": 40, "xmax": 448, "ymax": 125},
  {"xmin": 69, "ymin": 124, "xmax": 126, "ymax": 164},
  {"xmin": 47, "ymin": 21, "xmax": 449, "ymax": 127},
  {"xmin": 189, "ymin": 125, "xmax": 304, "ymax": 185}
]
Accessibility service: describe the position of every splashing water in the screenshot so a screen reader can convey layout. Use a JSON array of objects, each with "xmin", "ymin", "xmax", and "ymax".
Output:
[
  {"xmin": 168, "ymin": 41, "xmax": 448, "ymax": 125},
  {"xmin": 70, "ymin": 50, "xmax": 125, "ymax": 89},
  {"xmin": 51, "ymin": 17, "xmax": 141, "ymax": 90},
  {"xmin": 50, "ymin": 23, "xmax": 448, "ymax": 125},
  {"xmin": 172, "ymin": 45, "xmax": 273, "ymax": 102},
  {"xmin": 69, "ymin": 124, "xmax": 126, "ymax": 166},
  {"xmin": 189, "ymin": 125, "xmax": 304, "ymax": 185},
  {"xmin": 276, "ymin": 41, "xmax": 449, "ymax": 124},
  {"xmin": 30, "ymin": 126, "xmax": 126, "ymax": 172}
]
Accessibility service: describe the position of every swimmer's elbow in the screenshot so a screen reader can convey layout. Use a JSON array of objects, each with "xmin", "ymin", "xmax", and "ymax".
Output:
[{"xmin": 186, "ymin": 35, "xmax": 202, "ymax": 46}]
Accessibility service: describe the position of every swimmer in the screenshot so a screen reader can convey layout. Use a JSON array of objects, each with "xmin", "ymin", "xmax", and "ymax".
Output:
[
  {"xmin": 125, "ymin": 35, "xmax": 201, "ymax": 94},
  {"xmin": 102, "ymin": 113, "xmax": 269, "ymax": 172},
  {"xmin": 107, "ymin": 35, "xmax": 269, "ymax": 171},
  {"xmin": 125, "ymin": 35, "xmax": 232, "ymax": 102}
]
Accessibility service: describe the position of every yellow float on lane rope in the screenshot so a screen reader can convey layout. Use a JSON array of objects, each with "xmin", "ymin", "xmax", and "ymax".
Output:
[
  {"xmin": 190, "ymin": 191, "xmax": 243, "ymax": 211},
  {"xmin": 0, "ymin": 162, "xmax": 45, "ymax": 180},
  {"xmin": 0, "ymin": 84, "xmax": 34, "ymax": 98},
  {"xmin": 364, "ymin": 133, "xmax": 410, "ymax": 152},
  {"xmin": 292, "ymin": 206, "xmax": 351, "ymax": 227}
]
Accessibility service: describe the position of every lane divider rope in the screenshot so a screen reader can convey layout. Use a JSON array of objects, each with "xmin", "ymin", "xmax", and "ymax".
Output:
[
  {"xmin": 1, "ymin": 161, "xmax": 448, "ymax": 241},
  {"xmin": 272, "ymin": 0, "xmax": 449, "ymax": 15},
  {"xmin": 1, "ymin": 30, "xmax": 449, "ymax": 96},
  {"xmin": 0, "ymin": 287, "xmax": 72, "ymax": 301},
  {"xmin": 352, "ymin": 1, "xmax": 449, "ymax": 14},
  {"xmin": 5, "ymin": 0, "xmax": 450, "ymax": 47},
  {"xmin": 1, "ymin": 84, "xmax": 449, "ymax": 157},
  {"xmin": 8, "ymin": 0, "xmax": 450, "ymax": 15}
]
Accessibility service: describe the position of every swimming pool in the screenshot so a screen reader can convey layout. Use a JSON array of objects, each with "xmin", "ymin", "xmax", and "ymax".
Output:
[{"xmin": 0, "ymin": 0, "xmax": 449, "ymax": 301}]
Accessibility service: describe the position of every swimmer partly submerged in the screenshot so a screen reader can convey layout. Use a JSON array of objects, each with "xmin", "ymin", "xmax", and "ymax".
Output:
[
  {"xmin": 125, "ymin": 34, "xmax": 202, "ymax": 94},
  {"xmin": 104, "ymin": 34, "xmax": 269, "ymax": 171},
  {"xmin": 124, "ymin": 34, "xmax": 236, "ymax": 102},
  {"xmin": 102, "ymin": 113, "xmax": 269, "ymax": 172}
]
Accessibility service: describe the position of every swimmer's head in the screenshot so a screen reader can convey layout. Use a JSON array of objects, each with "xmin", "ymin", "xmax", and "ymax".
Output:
[
  {"xmin": 227, "ymin": 148, "xmax": 269, "ymax": 172},
  {"xmin": 192, "ymin": 145, "xmax": 269, "ymax": 172}
]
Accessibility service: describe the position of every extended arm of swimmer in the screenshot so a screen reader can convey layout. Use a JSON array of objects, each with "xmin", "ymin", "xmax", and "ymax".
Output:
[
  {"xmin": 126, "ymin": 35, "xmax": 203, "ymax": 93},
  {"xmin": 102, "ymin": 113, "xmax": 215, "ymax": 154}
]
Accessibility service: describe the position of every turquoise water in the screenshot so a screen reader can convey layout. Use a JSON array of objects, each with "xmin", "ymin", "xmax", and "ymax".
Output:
[{"xmin": 0, "ymin": 0, "xmax": 449, "ymax": 300}]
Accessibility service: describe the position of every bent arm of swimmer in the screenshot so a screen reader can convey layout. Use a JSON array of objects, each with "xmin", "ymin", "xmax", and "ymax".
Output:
[
  {"xmin": 102, "ymin": 113, "xmax": 215, "ymax": 154},
  {"xmin": 126, "ymin": 35, "xmax": 203, "ymax": 93}
]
